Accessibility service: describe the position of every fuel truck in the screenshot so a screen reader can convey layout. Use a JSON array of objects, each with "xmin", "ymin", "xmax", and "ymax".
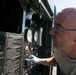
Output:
[{"xmin": 0, "ymin": 0, "xmax": 55, "ymax": 75}]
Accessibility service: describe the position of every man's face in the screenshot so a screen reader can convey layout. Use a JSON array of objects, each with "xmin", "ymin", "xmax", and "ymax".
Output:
[{"xmin": 50, "ymin": 12, "xmax": 76, "ymax": 50}]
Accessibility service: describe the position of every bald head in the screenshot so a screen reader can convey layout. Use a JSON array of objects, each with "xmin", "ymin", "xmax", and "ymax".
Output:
[
  {"xmin": 58, "ymin": 8, "xmax": 76, "ymax": 15},
  {"xmin": 55, "ymin": 8, "xmax": 76, "ymax": 28},
  {"xmin": 56, "ymin": 8, "xmax": 76, "ymax": 18}
]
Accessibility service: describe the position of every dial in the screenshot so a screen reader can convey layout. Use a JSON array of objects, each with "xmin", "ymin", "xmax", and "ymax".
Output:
[
  {"xmin": 34, "ymin": 31, "xmax": 38, "ymax": 42},
  {"xmin": 26, "ymin": 29, "xmax": 33, "ymax": 42}
]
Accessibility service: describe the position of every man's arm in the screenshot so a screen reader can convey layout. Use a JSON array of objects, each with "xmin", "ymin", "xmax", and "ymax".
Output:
[
  {"xmin": 40, "ymin": 56, "xmax": 56, "ymax": 67},
  {"xmin": 26, "ymin": 55, "xmax": 56, "ymax": 67}
]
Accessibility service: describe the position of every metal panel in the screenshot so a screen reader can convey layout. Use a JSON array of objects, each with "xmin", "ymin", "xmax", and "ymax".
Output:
[
  {"xmin": 0, "ymin": 32, "xmax": 6, "ymax": 75},
  {"xmin": 5, "ymin": 33, "xmax": 23, "ymax": 75}
]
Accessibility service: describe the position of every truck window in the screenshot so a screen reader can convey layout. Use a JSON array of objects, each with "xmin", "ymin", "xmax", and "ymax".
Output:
[{"xmin": 0, "ymin": 0, "xmax": 23, "ymax": 33}]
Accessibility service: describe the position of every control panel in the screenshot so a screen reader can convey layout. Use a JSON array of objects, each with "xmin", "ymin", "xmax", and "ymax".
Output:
[
  {"xmin": 24, "ymin": 28, "xmax": 39, "ymax": 69},
  {"xmin": 23, "ymin": 11, "xmax": 52, "ymax": 75}
]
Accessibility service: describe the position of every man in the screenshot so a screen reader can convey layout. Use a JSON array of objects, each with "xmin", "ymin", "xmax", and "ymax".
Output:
[{"xmin": 26, "ymin": 8, "xmax": 76, "ymax": 75}]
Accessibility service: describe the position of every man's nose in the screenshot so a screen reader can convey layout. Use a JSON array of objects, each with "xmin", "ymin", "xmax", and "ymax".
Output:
[{"xmin": 49, "ymin": 28, "xmax": 55, "ymax": 36}]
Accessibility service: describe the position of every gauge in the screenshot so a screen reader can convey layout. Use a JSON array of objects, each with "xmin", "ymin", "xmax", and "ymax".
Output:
[
  {"xmin": 27, "ymin": 29, "xmax": 33, "ymax": 42},
  {"xmin": 34, "ymin": 31, "xmax": 38, "ymax": 42},
  {"xmin": 25, "ymin": 29, "xmax": 33, "ymax": 42}
]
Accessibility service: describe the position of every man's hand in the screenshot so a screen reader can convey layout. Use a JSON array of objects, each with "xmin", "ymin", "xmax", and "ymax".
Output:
[{"xmin": 26, "ymin": 55, "xmax": 40, "ymax": 64}]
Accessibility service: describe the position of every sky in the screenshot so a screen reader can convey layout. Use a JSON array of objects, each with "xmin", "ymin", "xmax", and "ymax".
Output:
[
  {"xmin": 55, "ymin": 0, "xmax": 76, "ymax": 13},
  {"xmin": 48, "ymin": 0, "xmax": 76, "ymax": 14}
]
